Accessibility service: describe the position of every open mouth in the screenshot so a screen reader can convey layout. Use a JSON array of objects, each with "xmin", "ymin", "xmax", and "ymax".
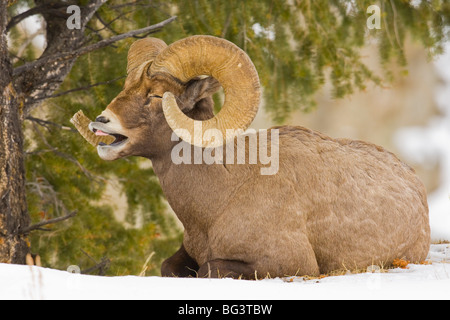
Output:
[{"xmin": 91, "ymin": 126, "xmax": 128, "ymax": 147}]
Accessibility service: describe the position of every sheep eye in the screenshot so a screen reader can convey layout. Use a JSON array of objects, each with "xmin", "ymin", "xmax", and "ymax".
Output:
[{"xmin": 144, "ymin": 95, "xmax": 163, "ymax": 105}]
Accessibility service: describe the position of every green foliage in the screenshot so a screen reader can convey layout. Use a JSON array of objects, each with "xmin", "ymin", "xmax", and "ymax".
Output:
[
  {"xmin": 137, "ymin": 0, "xmax": 449, "ymax": 121},
  {"xmin": 11, "ymin": 0, "xmax": 449, "ymax": 275}
]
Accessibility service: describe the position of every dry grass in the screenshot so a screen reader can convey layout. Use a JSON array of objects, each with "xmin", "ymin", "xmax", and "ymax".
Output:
[
  {"xmin": 138, "ymin": 252, "xmax": 155, "ymax": 277},
  {"xmin": 281, "ymin": 258, "xmax": 436, "ymax": 283},
  {"xmin": 392, "ymin": 258, "xmax": 410, "ymax": 269},
  {"xmin": 432, "ymin": 240, "xmax": 450, "ymax": 244}
]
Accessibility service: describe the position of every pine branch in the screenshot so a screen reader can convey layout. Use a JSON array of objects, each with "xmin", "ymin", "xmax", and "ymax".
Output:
[
  {"xmin": 13, "ymin": 16, "xmax": 177, "ymax": 77},
  {"xmin": 15, "ymin": 211, "xmax": 77, "ymax": 235},
  {"xmin": 26, "ymin": 116, "xmax": 75, "ymax": 131},
  {"xmin": 6, "ymin": 3, "xmax": 68, "ymax": 32},
  {"xmin": 35, "ymin": 75, "xmax": 127, "ymax": 101},
  {"xmin": 80, "ymin": 250, "xmax": 110, "ymax": 275}
]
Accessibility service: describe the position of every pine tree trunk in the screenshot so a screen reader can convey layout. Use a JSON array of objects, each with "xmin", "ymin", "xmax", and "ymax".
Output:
[
  {"xmin": 0, "ymin": 2, "xmax": 30, "ymax": 264},
  {"xmin": 0, "ymin": 85, "xmax": 30, "ymax": 264}
]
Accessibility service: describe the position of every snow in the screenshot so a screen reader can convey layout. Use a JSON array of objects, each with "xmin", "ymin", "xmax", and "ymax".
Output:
[{"xmin": 1, "ymin": 244, "xmax": 449, "ymax": 300}]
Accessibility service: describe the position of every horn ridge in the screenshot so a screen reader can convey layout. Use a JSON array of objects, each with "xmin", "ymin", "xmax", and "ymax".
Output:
[
  {"xmin": 127, "ymin": 37, "xmax": 168, "ymax": 75},
  {"xmin": 149, "ymin": 35, "xmax": 261, "ymax": 148},
  {"xmin": 125, "ymin": 37, "xmax": 168, "ymax": 86}
]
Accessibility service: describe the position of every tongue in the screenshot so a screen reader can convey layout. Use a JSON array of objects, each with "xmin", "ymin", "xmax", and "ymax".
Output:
[{"xmin": 95, "ymin": 130, "xmax": 110, "ymax": 136}]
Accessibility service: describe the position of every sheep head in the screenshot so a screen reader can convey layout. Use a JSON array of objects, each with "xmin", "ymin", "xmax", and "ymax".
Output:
[{"xmin": 88, "ymin": 35, "xmax": 261, "ymax": 161}]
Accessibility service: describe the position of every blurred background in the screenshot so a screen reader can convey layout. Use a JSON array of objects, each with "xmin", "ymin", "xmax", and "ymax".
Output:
[{"xmin": 5, "ymin": 0, "xmax": 450, "ymax": 275}]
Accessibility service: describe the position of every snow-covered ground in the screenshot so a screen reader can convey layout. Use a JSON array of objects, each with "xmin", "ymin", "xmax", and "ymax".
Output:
[{"xmin": 1, "ymin": 244, "xmax": 449, "ymax": 300}]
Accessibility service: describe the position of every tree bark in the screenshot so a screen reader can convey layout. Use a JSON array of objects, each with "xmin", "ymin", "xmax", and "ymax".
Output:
[
  {"xmin": 0, "ymin": 0, "xmax": 30, "ymax": 264},
  {"xmin": 0, "ymin": 87, "xmax": 30, "ymax": 264}
]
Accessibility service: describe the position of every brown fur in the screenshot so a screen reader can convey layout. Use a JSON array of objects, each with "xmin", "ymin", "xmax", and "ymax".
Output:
[{"xmin": 91, "ymin": 52, "xmax": 430, "ymax": 280}]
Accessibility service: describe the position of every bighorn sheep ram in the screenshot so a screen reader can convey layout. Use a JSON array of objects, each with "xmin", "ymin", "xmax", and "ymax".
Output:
[{"xmin": 86, "ymin": 35, "xmax": 430, "ymax": 278}]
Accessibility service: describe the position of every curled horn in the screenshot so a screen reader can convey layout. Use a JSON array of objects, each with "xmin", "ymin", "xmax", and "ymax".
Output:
[
  {"xmin": 126, "ymin": 37, "xmax": 168, "ymax": 86},
  {"xmin": 149, "ymin": 35, "xmax": 261, "ymax": 148}
]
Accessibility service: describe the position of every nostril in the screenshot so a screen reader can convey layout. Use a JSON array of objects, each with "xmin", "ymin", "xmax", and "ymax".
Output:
[{"xmin": 95, "ymin": 116, "xmax": 110, "ymax": 123}]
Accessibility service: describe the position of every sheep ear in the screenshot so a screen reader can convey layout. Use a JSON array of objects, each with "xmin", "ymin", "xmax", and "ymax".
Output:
[{"xmin": 179, "ymin": 77, "xmax": 221, "ymax": 111}]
